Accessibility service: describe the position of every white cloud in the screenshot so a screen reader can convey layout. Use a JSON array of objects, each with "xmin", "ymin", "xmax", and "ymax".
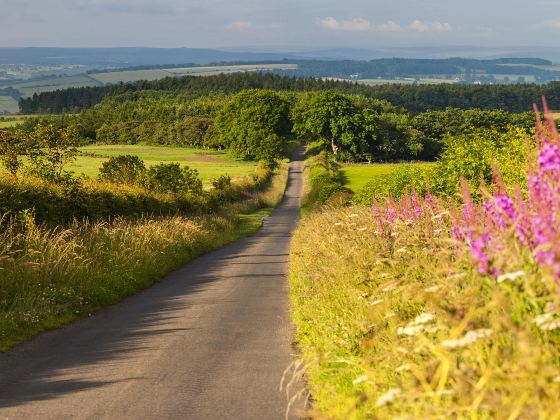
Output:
[
  {"xmin": 227, "ymin": 20, "xmax": 252, "ymax": 30},
  {"xmin": 375, "ymin": 21, "xmax": 403, "ymax": 32},
  {"xmin": 319, "ymin": 17, "xmax": 371, "ymax": 32},
  {"xmin": 319, "ymin": 17, "xmax": 453, "ymax": 33},
  {"xmin": 409, "ymin": 20, "xmax": 452, "ymax": 32}
]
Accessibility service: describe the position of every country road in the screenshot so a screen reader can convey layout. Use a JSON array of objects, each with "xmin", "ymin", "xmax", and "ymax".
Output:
[{"xmin": 0, "ymin": 157, "xmax": 305, "ymax": 419}]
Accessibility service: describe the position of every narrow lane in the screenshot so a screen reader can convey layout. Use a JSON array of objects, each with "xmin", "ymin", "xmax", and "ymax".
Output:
[{"xmin": 0, "ymin": 157, "xmax": 304, "ymax": 419}]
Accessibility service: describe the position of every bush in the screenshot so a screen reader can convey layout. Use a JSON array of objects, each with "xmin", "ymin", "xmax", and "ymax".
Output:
[
  {"xmin": 98, "ymin": 155, "xmax": 146, "ymax": 185},
  {"xmin": 145, "ymin": 163, "xmax": 203, "ymax": 195},
  {"xmin": 430, "ymin": 126, "xmax": 529, "ymax": 197},
  {"xmin": 353, "ymin": 164, "xmax": 432, "ymax": 205}
]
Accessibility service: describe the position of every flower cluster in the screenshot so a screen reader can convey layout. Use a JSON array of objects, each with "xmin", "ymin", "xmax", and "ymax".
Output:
[{"xmin": 370, "ymin": 103, "xmax": 560, "ymax": 283}]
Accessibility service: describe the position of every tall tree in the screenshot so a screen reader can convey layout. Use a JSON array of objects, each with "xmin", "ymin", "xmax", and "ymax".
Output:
[{"xmin": 216, "ymin": 89, "xmax": 291, "ymax": 161}]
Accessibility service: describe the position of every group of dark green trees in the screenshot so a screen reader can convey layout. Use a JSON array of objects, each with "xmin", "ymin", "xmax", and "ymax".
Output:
[{"xmin": 15, "ymin": 86, "xmax": 535, "ymax": 163}]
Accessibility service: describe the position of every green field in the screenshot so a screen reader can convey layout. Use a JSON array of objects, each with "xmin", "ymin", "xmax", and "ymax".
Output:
[
  {"xmin": 0, "ymin": 96, "xmax": 20, "ymax": 114},
  {"xmin": 9, "ymin": 75, "xmax": 101, "ymax": 98},
  {"xmin": 340, "ymin": 163, "xmax": 432, "ymax": 192},
  {"xmin": 90, "ymin": 69, "xmax": 175, "ymax": 84},
  {"xmin": 73, "ymin": 145, "xmax": 257, "ymax": 185}
]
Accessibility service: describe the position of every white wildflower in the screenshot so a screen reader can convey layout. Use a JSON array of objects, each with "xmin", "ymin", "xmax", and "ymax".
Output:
[
  {"xmin": 424, "ymin": 285, "xmax": 441, "ymax": 293},
  {"xmin": 371, "ymin": 299, "xmax": 384, "ymax": 306},
  {"xmin": 376, "ymin": 388, "xmax": 402, "ymax": 407},
  {"xmin": 352, "ymin": 375, "xmax": 368, "ymax": 385},
  {"xmin": 358, "ymin": 227, "xmax": 368, "ymax": 232},
  {"xmin": 441, "ymin": 329, "xmax": 492, "ymax": 349},
  {"xmin": 358, "ymin": 292, "xmax": 369, "ymax": 300},
  {"xmin": 396, "ymin": 347, "xmax": 408, "ymax": 354},
  {"xmin": 397, "ymin": 325, "xmax": 424, "ymax": 336},
  {"xmin": 433, "ymin": 229, "xmax": 443, "ymax": 234},
  {"xmin": 395, "ymin": 364, "xmax": 411, "ymax": 373},
  {"xmin": 348, "ymin": 214, "xmax": 359, "ymax": 218},
  {"xmin": 384, "ymin": 312, "xmax": 396, "ymax": 319},
  {"xmin": 334, "ymin": 222, "xmax": 343, "ymax": 226},
  {"xmin": 395, "ymin": 247, "xmax": 407, "ymax": 254},
  {"xmin": 397, "ymin": 313, "xmax": 435, "ymax": 336},
  {"xmin": 424, "ymin": 325, "xmax": 440, "ymax": 334},
  {"xmin": 497, "ymin": 271, "xmax": 525, "ymax": 283},
  {"xmin": 534, "ymin": 312, "xmax": 560, "ymax": 331},
  {"xmin": 412, "ymin": 313, "xmax": 434, "ymax": 325}
]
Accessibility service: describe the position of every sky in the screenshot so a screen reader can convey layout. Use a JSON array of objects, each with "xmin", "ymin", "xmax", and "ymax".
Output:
[{"xmin": 1, "ymin": 0, "xmax": 560, "ymax": 49}]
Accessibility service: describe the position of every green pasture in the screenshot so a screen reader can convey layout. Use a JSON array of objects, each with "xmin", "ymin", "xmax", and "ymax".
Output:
[
  {"xmin": 341, "ymin": 163, "xmax": 432, "ymax": 192},
  {"xmin": 9, "ymin": 75, "xmax": 101, "ymax": 98},
  {"xmin": 73, "ymin": 144, "xmax": 257, "ymax": 185}
]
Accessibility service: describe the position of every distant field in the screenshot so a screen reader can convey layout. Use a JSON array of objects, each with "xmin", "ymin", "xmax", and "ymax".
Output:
[
  {"xmin": 9, "ymin": 75, "xmax": 101, "ymax": 98},
  {"xmin": 90, "ymin": 69, "xmax": 175, "ymax": 84},
  {"xmin": 0, "ymin": 96, "xmax": 20, "ymax": 114},
  {"xmin": 358, "ymin": 77, "xmax": 459, "ymax": 85},
  {"xmin": 0, "ymin": 64, "xmax": 298, "ymax": 113},
  {"xmin": 341, "ymin": 163, "xmax": 433, "ymax": 192},
  {"xmin": 73, "ymin": 145, "xmax": 257, "ymax": 185}
]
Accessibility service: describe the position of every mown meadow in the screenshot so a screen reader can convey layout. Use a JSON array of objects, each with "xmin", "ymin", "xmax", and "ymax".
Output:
[{"xmin": 290, "ymin": 105, "xmax": 560, "ymax": 417}]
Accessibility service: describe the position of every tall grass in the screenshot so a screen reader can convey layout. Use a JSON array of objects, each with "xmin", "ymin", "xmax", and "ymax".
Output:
[
  {"xmin": 0, "ymin": 161, "xmax": 290, "ymax": 351},
  {"xmin": 289, "ymin": 110, "xmax": 560, "ymax": 417}
]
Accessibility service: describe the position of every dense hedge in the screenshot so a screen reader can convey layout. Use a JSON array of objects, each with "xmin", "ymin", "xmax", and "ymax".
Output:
[{"xmin": 0, "ymin": 163, "xmax": 273, "ymax": 225}]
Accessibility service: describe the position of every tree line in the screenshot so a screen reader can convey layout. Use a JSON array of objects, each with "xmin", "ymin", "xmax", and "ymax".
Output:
[
  {"xmin": 19, "ymin": 73, "xmax": 560, "ymax": 115},
  {"xmin": 14, "ymin": 89, "xmax": 535, "ymax": 163}
]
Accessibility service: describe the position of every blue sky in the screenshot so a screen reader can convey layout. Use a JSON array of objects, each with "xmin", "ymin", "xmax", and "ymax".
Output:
[{"xmin": 1, "ymin": 0, "xmax": 559, "ymax": 49}]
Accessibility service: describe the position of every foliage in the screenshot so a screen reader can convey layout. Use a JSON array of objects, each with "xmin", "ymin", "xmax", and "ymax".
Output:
[
  {"xmin": 290, "ymin": 205, "xmax": 560, "ymax": 418},
  {"xmin": 289, "ymin": 111, "xmax": 560, "ymax": 418},
  {"xmin": 430, "ymin": 126, "xmax": 530, "ymax": 197},
  {"xmin": 26, "ymin": 123, "xmax": 80, "ymax": 183},
  {"xmin": 145, "ymin": 162, "xmax": 203, "ymax": 195},
  {"xmin": 353, "ymin": 164, "xmax": 433, "ymax": 205},
  {"xmin": 216, "ymin": 89, "xmax": 291, "ymax": 160},
  {"xmin": 304, "ymin": 153, "xmax": 351, "ymax": 205},
  {"xmin": 0, "ymin": 129, "xmax": 26, "ymax": 176},
  {"xmin": 98, "ymin": 154, "xmax": 146, "ymax": 184},
  {"xmin": 292, "ymin": 91, "xmax": 370, "ymax": 160}
]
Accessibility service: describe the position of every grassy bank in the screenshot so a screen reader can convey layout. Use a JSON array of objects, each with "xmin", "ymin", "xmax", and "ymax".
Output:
[
  {"xmin": 290, "ymin": 206, "xmax": 560, "ymax": 418},
  {"xmin": 0, "ymin": 162, "xmax": 290, "ymax": 351},
  {"xmin": 73, "ymin": 145, "xmax": 257, "ymax": 184}
]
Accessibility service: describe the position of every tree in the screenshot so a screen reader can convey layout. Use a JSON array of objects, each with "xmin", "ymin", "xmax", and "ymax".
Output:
[
  {"xmin": 145, "ymin": 163, "xmax": 202, "ymax": 195},
  {"xmin": 99, "ymin": 155, "xmax": 146, "ymax": 184},
  {"xmin": 0, "ymin": 129, "xmax": 26, "ymax": 177},
  {"xmin": 27, "ymin": 124, "xmax": 79, "ymax": 183},
  {"xmin": 291, "ymin": 91, "xmax": 368, "ymax": 160},
  {"xmin": 216, "ymin": 89, "xmax": 291, "ymax": 161}
]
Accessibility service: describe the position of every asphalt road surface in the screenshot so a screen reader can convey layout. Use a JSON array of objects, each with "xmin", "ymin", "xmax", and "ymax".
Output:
[{"xmin": 0, "ymin": 157, "xmax": 305, "ymax": 419}]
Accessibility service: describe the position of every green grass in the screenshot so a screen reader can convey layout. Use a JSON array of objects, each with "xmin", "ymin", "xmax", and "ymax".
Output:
[
  {"xmin": 290, "ymin": 206, "xmax": 560, "ymax": 418},
  {"xmin": 9, "ymin": 75, "xmax": 101, "ymax": 98},
  {"xmin": 0, "ymin": 161, "xmax": 289, "ymax": 351},
  {"xmin": 74, "ymin": 144, "xmax": 257, "ymax": 184},
  {"xmin": 340, "ymin": 163, "xmax": 433, "ymax": 193},
  {"xmin": 90, "ymin": 69, "xmax": 175, "ymax": 84}
]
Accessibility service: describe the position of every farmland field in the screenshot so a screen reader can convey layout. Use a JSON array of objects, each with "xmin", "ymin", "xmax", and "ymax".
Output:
[
  {"xmin": 0, "ymin": 96, "xmax": 20, "ymax": 114},
  {"xmin": 8, "ymin": 75, "xmax": 101, "ymax": 97},
  {"xmin": 73, "ymin": 144, "xmax": 257, "ymax": 184},
  {"xmin": 340, "ymin": 163, "xmax": 432, "ymax": 192},
  {"xmin": 90, "ymin": 69, "xmax": 175, "ymax": 84}
]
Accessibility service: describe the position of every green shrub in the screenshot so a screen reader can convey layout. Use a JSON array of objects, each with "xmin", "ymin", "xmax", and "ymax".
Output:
[
  {"xmin": 353, "ymin": 164, "xmax": 432, "ymax": 205},
  {"xmin": 98, "ymin": 155, "xmax": 146, "ymax": 185},
  {"xmin": 430, "ymin": 126, "xmax": 529, "ymax": 197},
  {"xmin": 145, "ymin": 163, "xmax": 203, "ymax": 195}
]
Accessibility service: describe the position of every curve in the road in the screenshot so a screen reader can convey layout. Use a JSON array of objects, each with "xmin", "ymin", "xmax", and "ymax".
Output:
[{"xmin": 0, "ymin": 157, "xmax": 305, "ymax": 419}]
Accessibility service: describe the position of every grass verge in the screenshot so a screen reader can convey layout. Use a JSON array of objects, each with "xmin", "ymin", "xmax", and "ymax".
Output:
[
  {"xmin": 289, "ymin": 206, "xmax": 560, "ymax": 418},
  {"xmin": 0, "ymin": 162, "xmax": 290, "ymax": 351}
]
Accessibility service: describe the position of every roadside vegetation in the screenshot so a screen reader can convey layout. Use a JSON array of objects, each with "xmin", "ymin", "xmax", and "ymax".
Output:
[{"xmin": 289, "ymin": 107, "xmax": 560, "ymax": 417}]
